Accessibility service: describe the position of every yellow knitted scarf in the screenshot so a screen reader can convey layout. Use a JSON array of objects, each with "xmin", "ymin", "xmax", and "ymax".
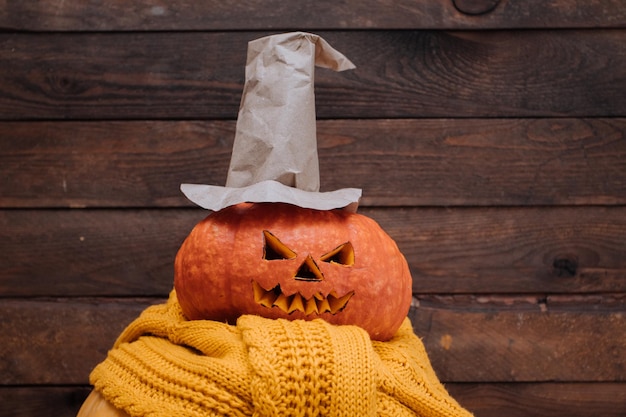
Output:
[{"xmin": 90, "ymin": 291, "xmax": 472, "ymax": 417}]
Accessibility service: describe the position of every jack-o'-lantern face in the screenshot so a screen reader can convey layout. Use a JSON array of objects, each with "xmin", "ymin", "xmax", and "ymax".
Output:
[
  {"xmin": 252, "ymin": 230, "xmax": 355, "ymax": 315},
  {"xmin": 174, "ymin": 202, "xmax": 412, "ymax": 341}
]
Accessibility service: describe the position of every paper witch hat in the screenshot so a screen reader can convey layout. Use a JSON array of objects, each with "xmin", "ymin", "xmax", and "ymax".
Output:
[{"xmin": 181, "ymin": 32, "xmax": 362, "ymax": 212}]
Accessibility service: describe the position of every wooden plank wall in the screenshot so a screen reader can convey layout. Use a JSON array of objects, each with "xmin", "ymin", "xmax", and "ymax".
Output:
[{"xmin": 1, "ymin": 1, "xmax": 625, "ymax": 416}]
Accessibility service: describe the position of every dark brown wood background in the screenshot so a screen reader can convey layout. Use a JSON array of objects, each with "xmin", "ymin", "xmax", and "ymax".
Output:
[{"xmin": 1, "ymin": 1, "xmax": 625, "ymax": 416}]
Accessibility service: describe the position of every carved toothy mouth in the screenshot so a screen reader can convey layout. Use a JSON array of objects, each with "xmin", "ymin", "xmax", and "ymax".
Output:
[{"xmin": 252, "ymin": 281, "xmax": 354, "ymax": 315}]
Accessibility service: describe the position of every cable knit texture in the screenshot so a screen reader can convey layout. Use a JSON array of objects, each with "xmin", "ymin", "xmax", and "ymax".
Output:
[{"xmin": 89, "ymin": 291, "xmax": 472, "ymax": 417}]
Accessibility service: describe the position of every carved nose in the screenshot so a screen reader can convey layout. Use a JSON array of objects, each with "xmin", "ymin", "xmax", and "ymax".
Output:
[{"xmin": 294, "ymin": 255, "xmax": 324, "ymax": 282}]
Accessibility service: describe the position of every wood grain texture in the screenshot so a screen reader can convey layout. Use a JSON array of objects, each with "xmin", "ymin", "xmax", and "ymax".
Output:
[
  {"xmin": 0, "ymin": 121, "xmax": 234, "ymax": 209},
  {"xmin": 0, "ymin": 209, "xmax": 204, "ymax": 297},
  {"xmin": 446, "ymin": 382, "xmax": 626, "ymax": 417},
  {"xmin": 2, "ymin": 118, "xmax": 625, "ymax": 208},
  {"xmin": 0, "ymin": 298, "xmax": 158, "ymax": 385},
  {"xmin": 1, "ymin": 4, "xmax": 624, "ymax": 415},
  {"xmin": 411, "ymin": 294, "xmax": 626, "ymax": 382},
  {"xmin": 2, "ymin": 383, "xmax": 625, "ymax": 417},
  {"xmin": 1, "ymin": 31, "xmax": 625, "ymax": 120},
  {"xmin": 391, "ymin": 206, "xmax": 626, "ymax": 294},
  {"xmin": 0, "ymin": 0, "xmax": 624, "ymax": 31},
  {"xmin": 1, "ymin": 297, "xmax": 623, "ymax": 385},
  {"xmin": 0, "ymin": 387, "xmax": 91, "ymax": 417},
  {"xmin": 1, "ymin": 207, "xmax": 625, "ymax": 297}
]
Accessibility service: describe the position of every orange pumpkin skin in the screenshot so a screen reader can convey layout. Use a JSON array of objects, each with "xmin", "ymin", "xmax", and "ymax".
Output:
[{"xmin": 174, "ymin": 202, "xmax": 412, "ymax": 341}]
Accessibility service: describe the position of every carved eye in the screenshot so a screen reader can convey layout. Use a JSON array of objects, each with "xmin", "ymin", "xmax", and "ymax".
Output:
[
  {"xmin": 320, "ymin": 242, "xmax": 354, "ymax": 266},
  {"xmin": 263, "ymin": 230, "xmax": 296, "ymax": 260}
]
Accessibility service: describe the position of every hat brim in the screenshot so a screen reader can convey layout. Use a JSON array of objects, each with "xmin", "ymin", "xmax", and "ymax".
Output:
[{"xmin": 181, "ymin": 180, "xmax": 361, "ymax": 213}]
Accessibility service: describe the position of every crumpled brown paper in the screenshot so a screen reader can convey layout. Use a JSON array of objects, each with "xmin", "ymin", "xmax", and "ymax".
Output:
[{"xmin": 181, "ymin": 32, "xmax": 361, "ymax": 212}]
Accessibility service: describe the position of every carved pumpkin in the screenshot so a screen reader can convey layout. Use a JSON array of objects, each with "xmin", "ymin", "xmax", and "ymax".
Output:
[{"xmin": 174, "ymin": 202, "xmax": 412, "ymax": 341}]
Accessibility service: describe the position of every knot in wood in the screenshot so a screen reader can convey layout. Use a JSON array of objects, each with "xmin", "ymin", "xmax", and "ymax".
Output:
[
  {"xmin": 453, "ymin": 0, "xmax": 501, "ymax": 16},
  {"xmin": 552, "ymin": 255, "xmax": 579, "ymax": 278}
]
